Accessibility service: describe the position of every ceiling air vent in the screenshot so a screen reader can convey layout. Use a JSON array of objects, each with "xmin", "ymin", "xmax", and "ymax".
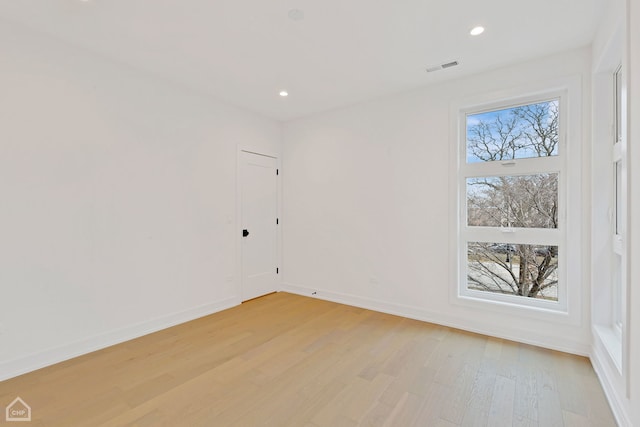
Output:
[{"xmin": 426, "ymin": 60, "xmax": 459, "ymax": 73}]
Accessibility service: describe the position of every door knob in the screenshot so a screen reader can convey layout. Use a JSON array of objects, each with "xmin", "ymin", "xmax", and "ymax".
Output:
[{"xmin": 242, "ymin": 229, "xmax": 249, "ymax": 237}]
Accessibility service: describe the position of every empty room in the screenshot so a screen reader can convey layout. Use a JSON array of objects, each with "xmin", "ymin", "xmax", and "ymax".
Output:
[{"xmin": 0, "ymin": 0, "xmax": 639, "ymax": 426}]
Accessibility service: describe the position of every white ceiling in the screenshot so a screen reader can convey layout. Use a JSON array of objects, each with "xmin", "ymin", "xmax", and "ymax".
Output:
[{"xmin": 0, "ymin": 0, "xmax": 606, "ymax": 121}]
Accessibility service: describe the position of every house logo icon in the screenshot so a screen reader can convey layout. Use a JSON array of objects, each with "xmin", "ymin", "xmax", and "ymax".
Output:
[{"xmin": 6, "ymin": 397, "xmax": 31, "ymax": 422}]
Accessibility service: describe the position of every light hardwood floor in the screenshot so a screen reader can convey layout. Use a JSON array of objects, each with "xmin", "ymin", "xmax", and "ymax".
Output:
[{"xmin": 0, "ymin": 292, "xmax": 616, "ymax": 426}]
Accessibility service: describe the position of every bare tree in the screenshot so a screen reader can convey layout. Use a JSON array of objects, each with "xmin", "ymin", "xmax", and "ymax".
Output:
[
  {"xmin": 466, "ymin": 101, "xmax": 559, "ymax": 300},
  {"xmin": 515, "ymin": 102, "xmax": 559, "ymax": 157},
  {"xmin": 467, "ymin": 113, "xmax": 524, "ymax": 162}
]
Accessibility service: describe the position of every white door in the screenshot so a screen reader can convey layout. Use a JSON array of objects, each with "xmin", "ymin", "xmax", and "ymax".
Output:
[{"xmin": 240, "ymin": 151, "xmax": 278, "ymax": 301}]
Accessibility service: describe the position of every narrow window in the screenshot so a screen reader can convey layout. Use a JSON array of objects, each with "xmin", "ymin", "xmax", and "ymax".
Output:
[{"xmin": 612, "ymin": 64, "xmax": 625, "ymax": 333}]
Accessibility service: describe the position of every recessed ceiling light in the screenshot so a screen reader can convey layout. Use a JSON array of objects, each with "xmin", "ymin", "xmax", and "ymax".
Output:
[
  {"xmin": 470, "ymin": 26, "xmax": 485, "ymax": 36},
  {"xmin": 279, "ymin": 91, "xmax": 289, "ymax": 97}
]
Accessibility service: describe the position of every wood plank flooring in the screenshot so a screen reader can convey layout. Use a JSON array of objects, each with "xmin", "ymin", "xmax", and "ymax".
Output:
[{"xmin": 0, "ymin": 292, "xmax": 616, "ymax": 426}]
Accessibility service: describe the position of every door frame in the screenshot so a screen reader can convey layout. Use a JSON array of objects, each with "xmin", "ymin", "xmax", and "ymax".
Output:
[{"xmin": 235, "ymin": 146, "xmax": 282, "ymax": 301}]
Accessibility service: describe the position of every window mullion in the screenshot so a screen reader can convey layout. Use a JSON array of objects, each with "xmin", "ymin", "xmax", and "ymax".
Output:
[{"xmin": 462, "ymin": 158, "xmax": 562, "ymax": 177}]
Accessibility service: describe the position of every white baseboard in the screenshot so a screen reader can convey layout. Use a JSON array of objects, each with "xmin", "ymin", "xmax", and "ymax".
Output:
[
  {"xmin": 0, "ymin": 296, "xmax": 240, "ymax": 382},
  {"xmin": 591, "ymin": 334, "xmax": 632, "ymax": 427},
  {"xmin": 280, "ymin": 282, "xmax": 590, "ymax": 356}
]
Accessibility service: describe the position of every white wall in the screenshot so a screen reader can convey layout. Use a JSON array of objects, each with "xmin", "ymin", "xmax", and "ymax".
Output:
[
  {"xmin": 282, "ymin": 48, "xmax": 592, "ymax": 355},
  {"xmin": 0, "ymin": 20, "xmax": 281, "ymax": 380}
]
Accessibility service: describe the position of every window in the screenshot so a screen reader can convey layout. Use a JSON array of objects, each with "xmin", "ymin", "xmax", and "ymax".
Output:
[
  {"xmin": 612, "ymin": 64, "xmax": 626, "ymax": 333},
  {"xmin": 591, "ymin": 26, "xmax": 625, "ymax": 375},
  {"xmin": 457, "ymin": 96, "xmax": 567, "ymax": 310}
]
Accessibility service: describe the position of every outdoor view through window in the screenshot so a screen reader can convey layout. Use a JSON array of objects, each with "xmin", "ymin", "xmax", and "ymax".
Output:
[{"xmin": 465, "ymin": 100, "xmax": 560, "ymax": 302}]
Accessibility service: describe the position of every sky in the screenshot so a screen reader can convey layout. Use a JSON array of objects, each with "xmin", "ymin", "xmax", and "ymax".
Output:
[{"xmin": 466, "ymin": 99, "xmax": 559, "ymax": 163}]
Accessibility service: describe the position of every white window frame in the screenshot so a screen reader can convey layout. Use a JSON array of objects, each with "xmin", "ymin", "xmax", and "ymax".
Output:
[
  {"xmin": 449, "ymin": 77, "xmax": 582, "ymax": 325},
  {"xmin": 611, "ymin": 64, "xmax": 626, "ymax": 337},
  {"xmin": 591, "ymin": 19, "xmax": 627, "ymax": 382}
]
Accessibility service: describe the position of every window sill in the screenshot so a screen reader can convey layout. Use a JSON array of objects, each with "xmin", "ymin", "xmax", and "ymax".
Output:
[
  {"xmin": 452, "ymin": 291, "xmax": 576, "ymax": 325},
  {"xmin": 594, "ymin": 324, "xmax": 622, "ymax": 374}
]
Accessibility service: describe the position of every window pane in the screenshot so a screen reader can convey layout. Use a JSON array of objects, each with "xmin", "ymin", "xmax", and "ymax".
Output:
[
  {"xmin": 615, "ymin": 161, "xmax": 622, "ymax": 235},
  {"xmin": 614, "ymin": 65, "xmax": 623, "ymax": 144},
  {"xmin": 467, "ymin": 242, "xmax": 558, "ymax": 301},
  {"xmin": 614, "ymin": 161, "xmax": 622, "ymax": 234},
  {"xmin": 466, "ymin": 100, "xmax": 559, "ymax": 163},
  {"xmin": 467, "ymin": 174, "xmax": 558, "ymax": 228}
]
